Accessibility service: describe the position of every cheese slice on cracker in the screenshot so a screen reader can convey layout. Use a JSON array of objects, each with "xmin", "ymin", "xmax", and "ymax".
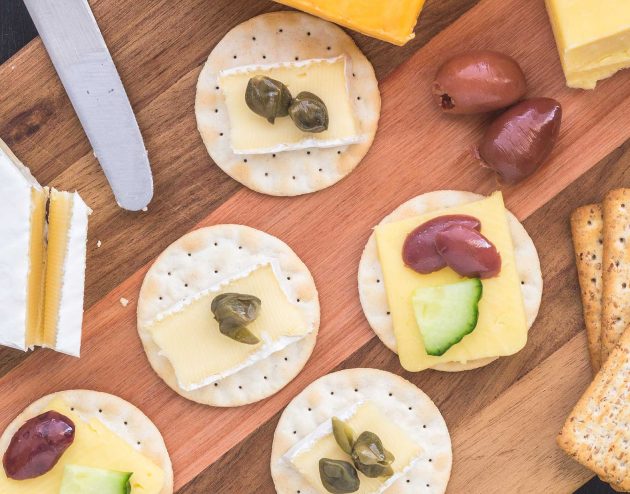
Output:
[
  {"xmin": 358, "ymin": 190, "xmax": 542, "ymax": 372},
  {"xmin": 0, "ymin": 390, "xmax": 173, "ymax": 494},
  {"xmin": 137, "ymin": 224, "xmax": 320, "ymax": 407},
  {"xmin": 195, "ymin": 12, "xmax": 380, "ymax": 196},
  {"xmin": 271, "ymin": 368, "xmax": 452, "ymax": 494}
]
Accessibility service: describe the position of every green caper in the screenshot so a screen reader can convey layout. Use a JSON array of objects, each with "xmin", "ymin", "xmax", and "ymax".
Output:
[
  {"xmin": 319, "ymin": 458, "xmax": 360, "ymax": 494},
  {"xmin": 211, "ymin": 293, "xmax": 261, "ymax": 345},
  {"xmin": 354, "ymin": 461, "xmax": 394, "ymax": 479},
  {"xmin": 351, "ymin": 431, "xmax": 390, "ymax": 466},
  {"xmin": 245, "ymin": 76, "xmax": 292, "ymax": 124},
  {"xmin": 332, "ymin": 417, "xmax": 355, "ymax": 455},
  {"xmin": 289, "ymin": 91, "xmax": 329, "ymax": 133}
]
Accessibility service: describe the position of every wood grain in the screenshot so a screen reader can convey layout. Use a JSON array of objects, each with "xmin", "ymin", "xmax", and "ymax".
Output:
[{"xmin": 0, "ymin": 0, "xmax": 628, "ymax": 492}]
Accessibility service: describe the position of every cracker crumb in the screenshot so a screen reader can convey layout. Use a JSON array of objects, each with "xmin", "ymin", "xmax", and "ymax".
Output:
[
  {"xmin": 120, "ymin": 297, "xmax": 129, "ymax": 308},
  {"xmin": 96, "ymin": 240, "xmax": 102, "ymax": 248},
  {"xmin": 142, "ymin": 207, "xmax": 148, "ymax": 212}
]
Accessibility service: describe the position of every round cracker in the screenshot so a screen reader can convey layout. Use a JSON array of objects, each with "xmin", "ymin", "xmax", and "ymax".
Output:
[
  {"xmin": 358, "ymin": 191, "xmax": 543, "ymax": 372},
  {"xmin": 138, "ymin": 224, "xmax": 320, "ymax": 407},
  {"xmin": 271, "ymin": 368, "xmax": 452, "ymax": 494},
  {"xmin": 0, "ymin": 390, "xmax": 173, "ymax": 494},
  {"xmin": 195, "ymin": 12, "xmax": 381, "ymax": 196}
]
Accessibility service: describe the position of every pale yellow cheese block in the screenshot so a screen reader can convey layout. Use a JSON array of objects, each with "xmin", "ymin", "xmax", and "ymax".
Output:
[
  {"xmin": 290, "ymin": 401, "xmax": 421, "ymax": 494},
  {"xmin": 25, "ymin": 187, "xmax": 48, "ymax": 347},
  {"xmin": 0, "ymin": 397, "xmax": 165, "ymax": 494},
  {"xmin": 375, "ymin": 192, "xmax": 528, "ymax": 372},
  {"xmin": 219, "ymin": 57, "xmax": 361, "ymax": 154},
  {"xmin": 147, "ymin": 264, "xmax": 310, "ymax": 391},
  {"xmin": 545, "ymin": 0, "xmax": 630, "ymax": 88}
]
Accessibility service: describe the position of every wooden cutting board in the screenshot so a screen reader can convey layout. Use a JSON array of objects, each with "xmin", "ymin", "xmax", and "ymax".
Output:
[{"xmin": 0, "ymin": 0, "xmax": 629, "ymax": 492}]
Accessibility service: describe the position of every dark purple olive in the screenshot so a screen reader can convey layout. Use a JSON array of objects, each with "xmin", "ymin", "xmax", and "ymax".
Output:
[
  {"xmin": 435, "ymin": 225, "xmax": 502, "ymax": 279},
  {"xmin": 3, "ymin": 411, "xmax": 75, "ymax": 480},
  {"xmin": 475, "ymin": 97, "xmax": 562, "ymax": 184},
  {"xmin": 433, "ymin": 50, "xmax": 527, "ymax": 114},
  {"xmin": 403, "ymin": 215, "xmax": 481, "ymax": 274}
]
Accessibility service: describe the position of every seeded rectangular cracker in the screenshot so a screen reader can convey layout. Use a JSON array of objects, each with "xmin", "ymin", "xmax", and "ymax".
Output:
[
  {"xmin": 570, "ymin": 204, "xmax": 604, "ymax": 372},
  {"xmin": 601, "ymin": 189, "xmax": 630, "ymax": 362},
  {"xmin": 557, "ymin": 327, "xmax": 630, "ymax": 490}
]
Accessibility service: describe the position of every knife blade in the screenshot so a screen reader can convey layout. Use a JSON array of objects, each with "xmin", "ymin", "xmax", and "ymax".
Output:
[{"xmin": 23, "ymin": 0, "xmax": 153, "ymax": 211}]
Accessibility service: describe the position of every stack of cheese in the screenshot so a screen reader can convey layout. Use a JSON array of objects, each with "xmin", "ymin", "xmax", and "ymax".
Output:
[
  {"xmin": 0, "ymin": 139, "xmax": 90, "ymax": 357},
  {"xmin": 545, "ymin": 0, "xmax": 630, "ymax": 89}
]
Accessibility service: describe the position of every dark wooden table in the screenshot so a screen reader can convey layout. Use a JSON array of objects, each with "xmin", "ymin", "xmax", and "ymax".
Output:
[{"xmin": 0, "ymin": 0, "xmax": 621, "ymax": 493}]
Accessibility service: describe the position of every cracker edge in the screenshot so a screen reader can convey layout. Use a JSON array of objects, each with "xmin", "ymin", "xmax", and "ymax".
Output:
[
  {"xmin": 570, "ymin": 204, "xmax": 604, "ymax": 372},
  {"xmin": 557, "ymin": 328, "xmax": 630, "ymax": 490}
]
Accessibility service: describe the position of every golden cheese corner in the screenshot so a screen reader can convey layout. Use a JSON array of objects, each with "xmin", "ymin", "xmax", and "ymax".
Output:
[{"xmin": 272, "ymin": 0, "xmax": 427, "ymax": 46}]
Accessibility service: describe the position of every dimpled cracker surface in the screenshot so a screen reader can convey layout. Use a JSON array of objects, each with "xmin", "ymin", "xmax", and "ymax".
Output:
[
  {"xmin": 571, "ymin": 204, "xmax": 604, "ymax": 372},
  {"xmin": 358, "ymin": 191, "xmax": 542, "ymax": 372},
  {"xmin": 602, "ymin": 188, "xmax": 630, "ymax": 362},
  {"xmin": 557, "ymin": 327, "xmax": 630, "ymax": 491},
  {"xmin": 137, "ymin": 224, "xmax": 320, "ymax": 407},
  {"xmin": 271, "ymin": 368, "xmax": 452, "ymax": 494},
  {"xmin": 195, "ymin": 11, "xmax": 380, "ymax": 196},
  {"xmin": 0, "ymin": 390, "xmax": 173, "ymax": 494}
]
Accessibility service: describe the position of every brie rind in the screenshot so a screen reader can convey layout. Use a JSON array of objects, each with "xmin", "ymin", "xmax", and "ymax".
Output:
[
  {"xmin": 219, "ymin": 56, "xmax": 365, "ymax": 154},
  {"xmin": 0, "ymin": 139, "xmax": 46, "ymax": 351},
  {"xmin": 149, "ymin": 261, "xmax": 313, "ymax": 390},
  {"xmin": 43, "ymin": 190, "xmax": 91, "ymax": 357}
]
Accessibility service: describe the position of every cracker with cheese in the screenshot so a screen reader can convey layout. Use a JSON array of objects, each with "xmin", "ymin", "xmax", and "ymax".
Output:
[
  {"xmin": 137, "ymin": 224, "xmax": 320, "ymax": 407},
  {"xmin": 195, "ymin": 12, "xmax": 380, "ymax": 196},
  {"xmin": 358, "ymin": 191, "xmax": 542, "ymax": 372},
  {"xmin": 271, "ymin": 368, "xmax": 452, "ymax": 494},
  {"xmin": 0, "ymin": 390, "xmax": 173, "ymax": 494}
]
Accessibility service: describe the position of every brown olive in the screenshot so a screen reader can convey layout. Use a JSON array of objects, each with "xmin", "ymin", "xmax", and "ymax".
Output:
[
  {"xmin": 435, "ymin": 225, "xmax": 502, "ymax": 279},
  {"xmin": 245, "ymin": 76, "xmax": 292, "ymax": 124},
  {"xmin": 475, "ymin": 97, "xmax": 562, "ymax": 184},
  {"xmin": 3, "ymin": 411, "xmax": 75, "ymax": 480},
  {"xmin": 289, "ymin": 92, "xmax": 329, "ymax": 133},
  {"xmin": 403, "ymin": 215, "xmax": 482, "ymax": 274},
  {"xmin": 211, "ymin": 293, "xmax": 261, "ymax": 345},
  {"xmin": 319, "ymin": 458, "xmax": 360, "ymax": 493},
  {"xmin": 332, "ymin": 417, "xmax": 355, "ymax": 455},
  {"xmin": 433, "ymin": 50, "xmax": 526, "ymax": 114}
]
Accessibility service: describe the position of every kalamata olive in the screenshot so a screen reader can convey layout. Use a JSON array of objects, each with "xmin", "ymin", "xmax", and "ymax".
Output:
[
  {"xmin": 433, "ymin": 51, "xmax": 527, "ymax": 114},
  {"xmin": 475, "ymin": 97, "xmax": 562, "ymax": 184},
  {"xmin": 435, "ymin": 225, "xmax": 501, "ymax": 279},
  {"xmin": 3, "ymin": 411, "xmax": 75, "ymax": 480},
  {"xmin": 403, "ymin": 215, "xmax": 481, "ymax": 274}
]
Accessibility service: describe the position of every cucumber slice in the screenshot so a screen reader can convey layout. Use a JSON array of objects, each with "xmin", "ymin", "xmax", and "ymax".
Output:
[
  {"xmin": 60, "ymin": 465, "xmax": 132, "ymax": 494},
  {"xmin": 412, "ymin": 279, "xmax": 483, "ymax": 356}
]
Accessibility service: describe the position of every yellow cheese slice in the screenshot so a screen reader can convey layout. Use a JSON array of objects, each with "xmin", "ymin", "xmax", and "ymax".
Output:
[
  {"xmin": 290, "ymin": 401, "xmax": 421, "ymax": 494},
  {"xmin": 25, "ymin": 187, "xmax": 48, "ymax": 348},
  {"xmin": 148, "ymin": 264, "xmax": 310, "ymax": 391},
  {"xmin": 219, "ymin": 57, "xmax": 362, "ymax": 154},
  {"xmin": 545, "ymin": 0, "xmax": 630, "ymax": 88},
  {"xmin": 0, "ymin": 398, "xmax": 164, "ymax": 494},
  {"xmin": 274, "ymin": 0, "xmax": 426, "ymax": 46},
  {"xmin": 375, "ymin": 192, "xmax": 528, "ymax": 372}
]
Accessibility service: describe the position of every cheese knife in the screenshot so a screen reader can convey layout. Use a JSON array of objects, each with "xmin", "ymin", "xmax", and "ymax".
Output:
[{"xmin": 22, "ymin": 0, "xmax": 153, "ymax": 211}]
